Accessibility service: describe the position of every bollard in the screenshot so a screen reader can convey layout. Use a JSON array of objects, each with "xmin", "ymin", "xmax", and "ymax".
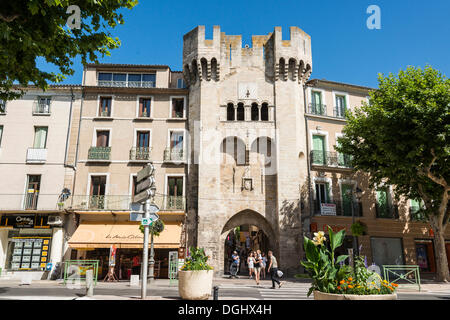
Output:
[
  {"xmin": 86, "ymin": 269, "xmax": 94, "ymax": 297},
  {"xmin": 213, "ymin": 286, "xmax": 219, "ymax": 300}
]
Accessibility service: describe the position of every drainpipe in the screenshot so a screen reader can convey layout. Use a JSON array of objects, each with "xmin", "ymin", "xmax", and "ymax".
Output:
[
  {"xmin": 69, "ymin": 90, "xmax": 84, "ymax": 207},
  {"xmin": 64, "ymin": 88, "xmax": 74, "ymax": 167}
]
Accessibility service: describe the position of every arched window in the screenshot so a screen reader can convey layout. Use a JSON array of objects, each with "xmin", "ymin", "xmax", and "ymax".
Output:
[
  {"xmin": 261, "ymin": 103, "xmax": 269, "ymax": 121},
  {"xmin": 211, "ymin": 58, "xmax": 218, "ymax": 81},
  {"xmin": 227, "ymin": 103, "xmax": 235, "ymax": 121},
  {"xmin": 251, "ymin": 103, "xmax": 259, "ymax": 121},
  {"xmin": 279, "ymin": 58, "xmax": 286, "ymax": 81},
  {"xmin": 200, "ymin": 58, "xmax": 208, "ymax": 81},
  {"xmin": 288, "ymin": 59, "xmax": 296, "ymax": 81},
  {"xmin": 237, "ymin": 103, "xmax": 245, "ymax": 121}
]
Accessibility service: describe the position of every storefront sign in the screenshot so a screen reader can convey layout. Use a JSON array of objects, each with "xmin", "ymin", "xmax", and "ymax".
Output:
[
  {"xmin": 320, "ymin": 203, "xmax": 337, "ymax": 216},
  {"xmin": 0, "ymin": 214, "xmax": 49, "ymax": 228}
]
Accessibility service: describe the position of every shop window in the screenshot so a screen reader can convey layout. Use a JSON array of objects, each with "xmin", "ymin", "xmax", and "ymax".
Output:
[
  {"xmin": 7, "ymin": 236, "xmax": 51, "ymax": 271},
  {"xmin": 371, "ymin": 237, "xmax": 404, "ymax": 273},
  {"xmin": 415, "ymin": 240, "xmax": 436, "ymax": 273}
]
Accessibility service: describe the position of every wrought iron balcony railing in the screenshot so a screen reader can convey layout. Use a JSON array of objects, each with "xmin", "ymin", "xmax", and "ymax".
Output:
[
  {"xmin": 26, "ymin": 148, "xmax": 47, "ymax": 163},
  {"xmin": 307, "ymin": 103, "xmax": 327, "ymax": 116},
  {"xmin": 24, "ymin": 192, "xmax": 39, "ymax": 210},
  {"xmin": 333, "ymin": 106, "xmax": 347, "ymax": 119},
  {"xmin": 310, "ymin": 150, "xmax": 353, "ymax": 168},
  {"xmin": 88, "ymin": 146, "xmax": 111, "ymax": 160},
  {"xmin": 33, "ymin": 102, "xmax": 51, "ymax": 114},
  {"xmin": 312, "ymin": 200, "xmax": 363, "ymax": 217},
  {"xmin": 129, "ymin": 147, "xmax": 151, "ymax": 161},
  {"xmin": 163, "ymin": 148, "xmax": 185, "ymax": 162},
  {"xmin": 63, "ymin": 195, "xmax": 186, "ymax": 212},
  {"xmin": 375, "ymin": 204, "xmax": 399, "ymax": 219},
  {"xmin": 97, "ymin": 80, "xmax": 155, "ymax": 88}
]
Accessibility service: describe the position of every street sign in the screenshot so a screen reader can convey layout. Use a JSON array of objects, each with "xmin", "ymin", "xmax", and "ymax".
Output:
[
  {"xmin": 149, "ymin": 212, "xmax": 159, "ymax": 222},
  {"xmin": 130, "ymin": 202, "xmax": 143, "ymax": 212},
  {"xmin": 148, "ymin": 204, "xmax": 159, "ymax": 214},
  {"xmin": 141, "ymin": 218, "xmax": 151, "ymax": 226},
  {"xmin": 136, "ymin": 176, "xmax": 156, "ymax": 194},
  {"xmin": 130, "ymin": 212, "xmax": 142, "ymax": 222},
  {"xmin": 134, "ymin": 189, "xmax": 154, "ymax": 203},
  {"xmin": 137, "ymin": 164, "xmax": 154, "ymax": 182}
]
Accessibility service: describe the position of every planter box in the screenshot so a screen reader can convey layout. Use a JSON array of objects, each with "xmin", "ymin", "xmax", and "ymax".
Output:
[
  {"xmin": 178, "ymin": 270, "xmax": 213, "ymax": 300},
  {"xmin": 313, "ymin": 290, "xmax": 397, "ymax": 300}
]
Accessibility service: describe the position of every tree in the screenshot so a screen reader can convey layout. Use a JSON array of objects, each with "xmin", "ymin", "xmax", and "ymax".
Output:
[
  {"xmin": 336, "ymin": 66, "xmax": 450, "ymax": 282},
  {"xmin": 0, "ymin": 0, "xmax": 138, "ymax": 101}
]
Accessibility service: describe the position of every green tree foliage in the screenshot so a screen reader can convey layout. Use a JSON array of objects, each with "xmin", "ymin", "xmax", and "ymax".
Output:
[
  {"xmin": 0, "ymin": 0, "xmax": 138, "ymax": 100},
  {"xmin": 336, "ymin": 66, "xmax": 450, "ymax": 281}
]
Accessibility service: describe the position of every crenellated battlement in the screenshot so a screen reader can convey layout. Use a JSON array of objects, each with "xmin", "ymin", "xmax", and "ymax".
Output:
[{"xmin": 183, "ymin": 26, "xmax": 312, "ymax": 86}]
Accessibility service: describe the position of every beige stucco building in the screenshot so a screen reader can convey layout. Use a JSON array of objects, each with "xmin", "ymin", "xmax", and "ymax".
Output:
[{"xmin": 0, "ymin": 86, "xmax": 82, "ymax": 279}]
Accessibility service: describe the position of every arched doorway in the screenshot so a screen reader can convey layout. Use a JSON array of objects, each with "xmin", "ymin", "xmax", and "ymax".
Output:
[{"xmin": 220, "ymin": 209, "xmax": 277, "ymax": 276}]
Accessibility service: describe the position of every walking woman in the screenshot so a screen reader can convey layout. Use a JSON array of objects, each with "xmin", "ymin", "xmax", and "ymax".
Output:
[
  {"xmin": 254, "ymin": 250, "xmax": 262, "ymax": 285},
  {"xmin": 247, "ymin": 251, "xmax": 255, "ymax": 279},
  {"xmin": 260, "ymin": 252, "xmax": 267, "ymax": 279}
]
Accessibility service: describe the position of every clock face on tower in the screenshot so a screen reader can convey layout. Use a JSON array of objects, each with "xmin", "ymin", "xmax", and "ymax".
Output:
[{"xmin": 238, "ymin": 82, "xmax": 257, "ymax": 100}]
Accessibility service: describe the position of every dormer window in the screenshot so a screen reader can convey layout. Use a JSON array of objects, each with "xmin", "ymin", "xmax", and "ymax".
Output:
[{"xmin": 97, "ymin": 73, "xmax": 156, "ymax": 88}]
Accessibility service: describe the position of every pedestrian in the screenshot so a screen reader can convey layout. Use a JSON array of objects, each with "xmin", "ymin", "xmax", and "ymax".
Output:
[
  {"xmin": 254, "ymin": 250, "xmax": 262, "ymax": 285},
  {"xmin": 267, "ymin": 250, "xmax": 284, "ymax": 289},
  {"xmin": 229, "ymin": 250, "xmax": 240, "ymax": 278},
  {"xmin": 247, "ymin": 251, "xmax": 255, "ymax": 279},
  {"xmin": 132, "ymin": 255, "xmax": 141, "ymax": 275},
  {"xmin": 261, "ymin": 252, "xmax": 267, "ymax": 279}
]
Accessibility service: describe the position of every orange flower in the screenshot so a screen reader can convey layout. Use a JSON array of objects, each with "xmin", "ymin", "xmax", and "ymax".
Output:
[
  {"xmin": 348, "ymin": 285, "xmax": 354, "ymax": 289},
  {"xmin": 348, "ymin": 277, "xmax": 353, "ymax": 282},
  {"xmin": 392, "ymin": 283, "xmax": 398, "ymax": 287},
  {"xmin": 337, "ymin": 286, "xmax": 341, "ymax": 290},
  {"xmin": 340, "ymin": 280, "xmax": 345, "ymax": 284}
]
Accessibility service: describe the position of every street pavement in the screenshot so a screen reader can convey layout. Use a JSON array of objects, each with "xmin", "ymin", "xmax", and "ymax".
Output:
[{"xmin": 0, "ymin": 277, "xmax": 449, "ymax": 300}]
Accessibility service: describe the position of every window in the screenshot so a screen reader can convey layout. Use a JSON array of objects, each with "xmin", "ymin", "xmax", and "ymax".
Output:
[
  {"xmin": 7, "ymin": 235, "xmax": 51, "ymax": 271},
  {"xmin": 166, "ymin": 131, "xmax": 184, "ymax": 161},
  {"xmin": 251, "ymin": 103, "xmax": 259, "ymax": 121},
  {"xmin": 136, "ymin": 131, "xmax": 150, "ymax": 148},
  {"xmin": 142, "ymin": 74, "xmax": 156, "ymax": 87},
  {"xmin": 335, "ymin": 95, "xmax": 347, "ymax": 118},
  {"xmin": 25, "ymin": 175, "xmax": 41, "ymax": 210},
  {"xmin": 35, "ymin": 97, "xmax": 51, "ymax": 114},
  {"xmin": 99, "ymin": 97, "xmax": 112, "ymax": 117},
  {"xmin": 315, "ymin": 182, "xmax": 330, "ymax": 213},
  {"xmin": 128, "ymin": 74, "xmax": 142, "ymax": 87},
  {"xmin": 261, "ymin": 103, "xmax": 269, "ymax": 121},
  {"xmin": 227, "ymin": 103, "xmax": 235, "ymax": 121},
  {"xmin": 312, "ymin": 135, "xmax": 326, "ymax": 165},
  {"xmin": 98, "ymin": 73, "xmax": 112, "ymax": 81},
  {"xmin": 96, "ymin": 130, "xmax": 110, "ymax": 147},
  {"xmin": 98, "ymin": 73, "xmax": 156, "ymax": 88},
  {"xmin": 371, "ymin": 237, "xmax": 404, "ymax": 270},
  {"xmin": 138, "ymin": 98, "xmax": 152, "ymax": 117},
  {"xmin": 167, "ymin": 176, "xmax": 184, "ymax": 209},
  {"xmin": 410, "ymin": 199, "xmax": 425, "ymax": 221},
  {"xmin": 0, "ymin": 99, "xmax": 5, "ymax": 113},
  {"xmin": 0, "ymin": 125, "xmax": 3, "ymax": 147},
  {"xmin": 171, "ymin": 98, "xmax": 185, "ymax": 118},
  {"xmin": 415, "ymin": 240, "xmax": 436, "ymax": 273},
  {"xmin": 177, "ymin": 78, "xmax": 186, "ymax": 89},
  {"xmin": 90, "ymin": 175, "xmax": 107, "ymax": 209},
  {"xmin": 236, "ymin": 103, "xmax": 245, "ymax": 121},
  {"xmin": 113, "ymin": 73, "xmax": 126, "ymax": 86},
  {"xmin": 376, "ymin": 188, "xmax": 397, "ymax": 218},
  {"xmin": 341, "ymin": 184, "xmax": 354, "ymax": 216},
  {"xmin": 311, "ymin": 91, "xmax": 324, "ymax": 115},
  {"xmin": 33, "ymin": 127, "xmax": 48, "ymax": 149}
]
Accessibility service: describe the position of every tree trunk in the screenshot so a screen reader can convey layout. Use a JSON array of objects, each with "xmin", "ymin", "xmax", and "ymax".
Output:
[{"xmin": 429, "ymin": 215, "xmax": 450, "ymax": 282}]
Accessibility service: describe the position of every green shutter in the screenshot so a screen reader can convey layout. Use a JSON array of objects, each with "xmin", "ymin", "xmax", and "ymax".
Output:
[
  {"xmin": 341, "ymin": 184, "xmax": 353, "ymax": 216},
  {"xmin": 325, "ymin": 183, "xmax": 330, "ymax": 202},
  {"xmin": 312, "ymin": 135, "xmax": 325, "ymax": 164}
]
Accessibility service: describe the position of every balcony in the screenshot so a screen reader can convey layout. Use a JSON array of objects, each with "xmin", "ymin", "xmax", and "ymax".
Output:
[
  {"xmin": 312, "ymin": 200, "xmax": 363, "ymax": 217},
  {"xmin": 88, "ymin": 146, "xmax": 111, "ymax": 161},
  {"xmin": 333, "ymin": 106, "xmax": 347, "ymax": 119},
  {"xmin": 97, "ymin": 80, "xmax": 155, "ymax": 88},
  {"xmin": 307, "ymin": 103, "xmax": 327, "ymax": 116},
  {"xmin": 163, "ymin": 148, "xmax": 185, "ymax": 162},
  {"xmin": 26, "ymin": 148, "xmax": 47, "ymax": 163},
  {"xmin": 375, "ymin": 204, "xmax": 399, "ymax": 219},
  {"xmin": 310, "ymin": 150, "xmax": 353, "ymax": 168},
  {"xmin": 64, "ymin": 195, "xmax": 186, "ymax": 212},
  {"xmin": 129, "ymin": 147, "xmax": 151, "ymax": 162},
  {"xmin": 24, "ymin": 192, "xmax": 39, "ymax": 210},
  {"xmin": 0, "ymin": 194, "xmax": 63, "ymax": 211},
  {"xmin": 33, "ymin": 102, "xmax": 51, "ymax": 115}
]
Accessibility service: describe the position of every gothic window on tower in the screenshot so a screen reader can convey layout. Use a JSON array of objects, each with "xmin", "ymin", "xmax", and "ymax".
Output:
[
  {"xmin": 251, "ymin": 103, "xmax": 259, "ymax": 121},
  {"xmin": 261, "ymin": 103, "xmax": 269, "ymax": 121},
  {"xmin": 227, "ymin": 103, "xmax": 235, "ymax": 121},
  {"xmin": 236, "ymin": 103, "xmax": 245, "ymax": 121}
]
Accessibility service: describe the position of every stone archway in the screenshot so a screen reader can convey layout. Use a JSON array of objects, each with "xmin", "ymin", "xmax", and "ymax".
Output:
[{"xmin": 218, "ymin": 209, "xmax": 278, "ymax": 276}]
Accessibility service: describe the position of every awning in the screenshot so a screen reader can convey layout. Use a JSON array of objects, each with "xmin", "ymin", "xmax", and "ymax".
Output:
[{"xmin": 68, "ymin": 223, "xmax": 181, "ymax": 249}]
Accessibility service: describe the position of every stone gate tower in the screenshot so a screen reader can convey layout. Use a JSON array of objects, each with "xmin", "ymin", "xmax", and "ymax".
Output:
[{"xmin": 183, "ymin": 26, "xmax": 312, "ymax": 275}]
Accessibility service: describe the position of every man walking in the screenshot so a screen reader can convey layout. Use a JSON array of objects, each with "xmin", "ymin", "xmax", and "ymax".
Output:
[
  {"xmin": 229, "ymin": 250, "xmax": 240, "ymax": 278},
  {"xmin": 267, "ymin": 251, "xmax": 283, "ymax": 289}
]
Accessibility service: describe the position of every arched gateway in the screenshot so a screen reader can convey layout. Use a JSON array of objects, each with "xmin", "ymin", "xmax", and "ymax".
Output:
[{"xmin": 219, "ymin": 210, "xmax": 277, "ymax": 276}]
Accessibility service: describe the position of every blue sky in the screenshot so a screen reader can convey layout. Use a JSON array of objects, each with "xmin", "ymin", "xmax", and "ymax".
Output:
[{"xmin": 43, "ymin": 0, "xmax": 450, "ymax": 88}]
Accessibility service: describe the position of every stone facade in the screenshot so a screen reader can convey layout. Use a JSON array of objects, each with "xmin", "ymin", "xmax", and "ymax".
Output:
[{"xmin": 183, "ymin": 26, "xmax": 312, "ymax": 275}]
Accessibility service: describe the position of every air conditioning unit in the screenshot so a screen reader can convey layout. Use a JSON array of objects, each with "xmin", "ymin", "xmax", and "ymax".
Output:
[{"xmin": 47, "ymin": 216, "xmax": 63, "ymax": 226}]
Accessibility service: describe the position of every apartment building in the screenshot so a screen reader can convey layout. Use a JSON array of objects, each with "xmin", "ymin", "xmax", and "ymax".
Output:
[
  {"xmin": 304, "ymin": 79, "xmax": 450, "ymax": 276},
  {"xmin": 0, "ymin": 86, "xmax": 82, "ymax": 280},
  {"xmin": 63, "ymin": 64, "xmax": 188, "ymax": 279}
]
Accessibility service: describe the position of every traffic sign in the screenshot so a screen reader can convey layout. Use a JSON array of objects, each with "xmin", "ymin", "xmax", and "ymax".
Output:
[
  {"xmin": 148, "ymin": 204, "xmax": 159, "ymax": 214},
  {"xmin": 134, "ymin": 189, "xmax": 155, "ymax": 203},
  {"xmin": 137, "ymin": 164, "xmax": 154, "ymax": 182},
  {"xmin": 136, "ymin": 176, "xmax": 156, "ymax": 194},
  {"xmin": 141, "ymin": 218, "xmax": 151, "ymax": 226}
]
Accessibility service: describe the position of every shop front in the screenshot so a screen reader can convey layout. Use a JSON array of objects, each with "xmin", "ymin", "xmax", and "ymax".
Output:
[
  {"xmin": 68, "ymin": 221, "xmax": 182, "ymax": 279},
  {"xmin": 0, "ymin": 213, "xmax": 64, "ymax": 280}
]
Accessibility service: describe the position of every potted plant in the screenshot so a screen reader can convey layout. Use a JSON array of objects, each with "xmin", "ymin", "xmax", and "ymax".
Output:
[
  {"xmin": 178, "ymin": 247, "xmax": 214, "ymax": 300},
  {"xmin": 301, "ymin": 226, "xmax": 398, "ymax": 300},
  {"xmin": 351, "ymin": 221, "xmax": 367, "ymax": 236}
]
